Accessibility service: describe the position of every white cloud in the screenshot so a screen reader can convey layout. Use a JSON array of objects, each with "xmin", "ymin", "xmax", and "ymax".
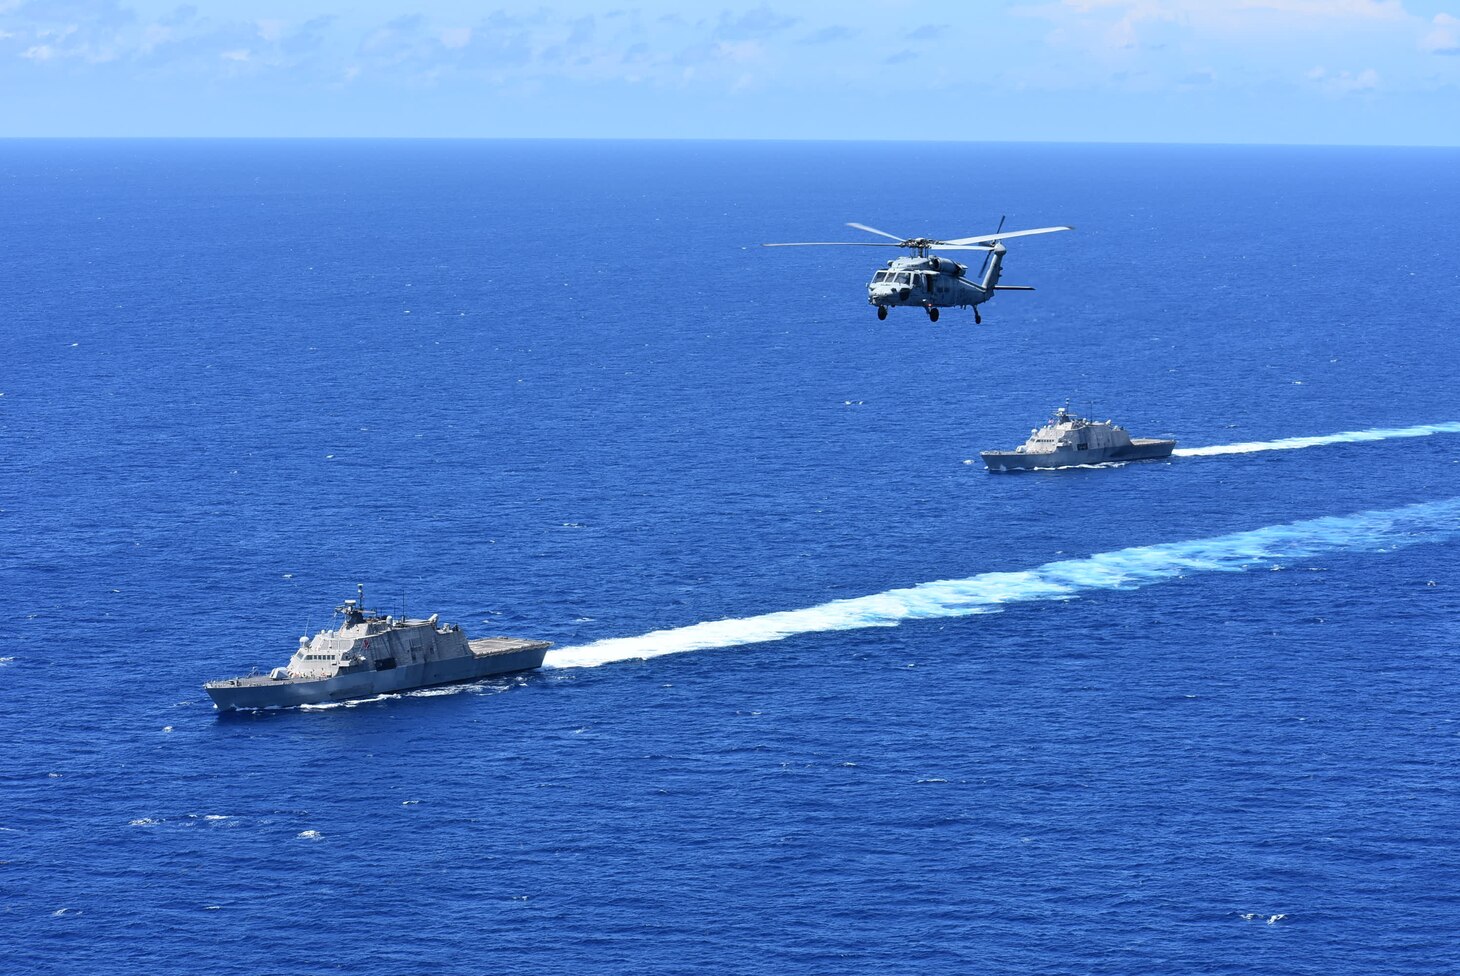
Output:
[
  {"xmin": 440, "ymin": 27, "xmax": 471, "ymax": 50},
  {"xmin": 714, "ymin": 40, "xmax": 764, "ymax": 63},
  {"xmin": 1045, "ymin": 0, "xmax": 1408, "ymax": 45},
  {"xmin": 1061, "ymin": 0, "xmax": 1405, "ymax": 20},
  {"xmin": 221, "ymin": 48, "xmax": 250, "ymax": 62},
  {"xmin": 1421, "ymin": 12, "xmax": 1460, "ymax": 54},
  {"xmin": 1238, "ymin": 0, "xmax": 1404, "ymax": 19},
  {"xmin": 1305, "ymin": 65, "xmax": 1380, "ymax": 93},
  {"xmin": 1012, "ymin": 0, "xmax": 1430, "ymax": 97},
  {"xmin": 140, "ymin": 24, "xmax": 172, "ymax": 55},
  {"xmin": 21, "ymin": 43, "xmax": 55, "ymax": 61}
]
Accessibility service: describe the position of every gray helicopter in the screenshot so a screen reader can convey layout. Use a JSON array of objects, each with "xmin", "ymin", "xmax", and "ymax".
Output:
[{"xmin": 764, "ymin": 219, "xmax": 1072, "ymax": 322}]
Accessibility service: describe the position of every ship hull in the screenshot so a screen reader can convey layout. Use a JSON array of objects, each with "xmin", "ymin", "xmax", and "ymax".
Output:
[
  {"xmin": 205, "ymin": 641, "xmax": 549, "ymax": 711},
  {"xmin": 981, "ymin": 438, "xmax": 1175, "ymax": 472}
]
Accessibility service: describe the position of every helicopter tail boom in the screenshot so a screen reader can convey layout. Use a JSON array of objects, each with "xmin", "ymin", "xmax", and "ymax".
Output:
[{"xmin": 976, "ymin": 243, "xmax": 1007, "ymax": 293}]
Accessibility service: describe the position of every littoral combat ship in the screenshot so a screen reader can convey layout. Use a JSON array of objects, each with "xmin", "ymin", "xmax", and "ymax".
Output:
[
  {"xmin": 205, "ymin": 586, "xmax": 550, "ymax": 711},
  {"xmin": 981, "ymin": 406, "xmax": 1176, "ymax": 471}
]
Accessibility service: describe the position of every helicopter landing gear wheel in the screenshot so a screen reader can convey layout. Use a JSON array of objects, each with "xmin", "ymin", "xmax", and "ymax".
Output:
[
  {"xmin": 876, "ymin": 306, "xmax": 887, "ymax": 321},
  {"xmin": 974, "ymin": 307, "xmax": 982, "ymax": 324},
  {"xmin": 927, "ymin": 307, "xmax": 939, "ymax": 323}
]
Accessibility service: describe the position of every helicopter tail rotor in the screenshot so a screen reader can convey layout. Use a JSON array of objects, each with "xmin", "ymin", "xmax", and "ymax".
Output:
[{"xmin": 976, "ymin": 215, "xmax": 1006, "ymax": 279}]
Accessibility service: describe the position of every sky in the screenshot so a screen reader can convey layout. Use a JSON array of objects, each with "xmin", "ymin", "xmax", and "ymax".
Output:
[{"xmin": 2, "ymin": 0, "xmax": 1459, "ymax": 143}]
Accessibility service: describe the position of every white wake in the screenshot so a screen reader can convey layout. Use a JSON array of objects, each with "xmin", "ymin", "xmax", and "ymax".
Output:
[
  {"xmin": 545, "ymin": 497, "xmax": 1460, "ymax": 669},
  {"xmin": 1174, "ymin": 421, "xmax": 1460, "ymax": 457}
]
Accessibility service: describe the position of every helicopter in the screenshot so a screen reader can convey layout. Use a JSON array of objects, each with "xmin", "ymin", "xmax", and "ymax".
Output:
[{"xmin": 764, "ymin": 219, "xmax": 1072, "ymax": 323}]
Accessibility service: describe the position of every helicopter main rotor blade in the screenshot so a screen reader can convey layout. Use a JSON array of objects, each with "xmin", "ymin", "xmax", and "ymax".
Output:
[
  {"xmin": 762, "ymin": 242, "xmax": 910, "ymax": 248},
  {"xmin": 763, "ymin": 241, "xmax": 993, "ymax": 251},
  {"xmin": 846, "ymin": 222, "xmax": 908, "ymax": 242},
  {"xmin": 942, "ymin": 225, "xmax": 1074, "ymax": 246}
]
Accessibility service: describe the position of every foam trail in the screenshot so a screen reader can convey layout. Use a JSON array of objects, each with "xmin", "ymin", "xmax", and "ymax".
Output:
[
  {"xmin": 545, "ymin": 498, "xmax": 1460, "ymax": 669},
  {"xmin": 1174, "ymin": 421, "xmax": 1460, "ymax": 457}
]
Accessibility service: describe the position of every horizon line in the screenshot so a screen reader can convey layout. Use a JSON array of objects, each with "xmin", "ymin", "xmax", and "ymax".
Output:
[{"xmin": 1, "ymin": 135, "xmax": 1457, "ymax": 150}]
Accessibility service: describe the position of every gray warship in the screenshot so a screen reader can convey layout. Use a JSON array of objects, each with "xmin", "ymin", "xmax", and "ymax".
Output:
[
  {"xmin": 205, "ymin": 586, "xmax": 550, "ymax": 711},
  {"xmin": 981, "ymin": 406, "xmax": 1176, "ymax": 471}
]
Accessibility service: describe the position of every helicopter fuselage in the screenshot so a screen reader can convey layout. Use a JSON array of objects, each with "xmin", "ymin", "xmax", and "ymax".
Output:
[{"xmin": 867, "ymin": 245, "xmax": 1005, "ymax": 312}]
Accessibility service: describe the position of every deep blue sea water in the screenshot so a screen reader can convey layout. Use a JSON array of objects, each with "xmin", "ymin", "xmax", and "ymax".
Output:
[{"xmin": 3, "ymin": 140, "xmax": 1460, "ymax": 974}]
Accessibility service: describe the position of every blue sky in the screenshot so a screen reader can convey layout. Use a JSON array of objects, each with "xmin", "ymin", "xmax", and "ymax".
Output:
[{"xmin": 3, "ymin": 0, "xmax": 1459, "ymax": 143}]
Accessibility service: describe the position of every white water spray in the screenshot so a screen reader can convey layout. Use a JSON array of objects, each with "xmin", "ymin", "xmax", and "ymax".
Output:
[
  {"xmin": 545, "ymin": 498, "xmax": 1460, "ymax": 669},
  {"xmin": 1174, "ymin": 421, "xmax": 1460, "ymax": 457}
]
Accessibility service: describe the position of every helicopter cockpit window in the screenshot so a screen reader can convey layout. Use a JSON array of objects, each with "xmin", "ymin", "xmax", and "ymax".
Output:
[
  {"xmin": 895, "ymin": 273, "xmax": 911, "ymax": 285},
  {"xmin": 873, "ymin": 271, "xmax": 889, "ymax": 283}
]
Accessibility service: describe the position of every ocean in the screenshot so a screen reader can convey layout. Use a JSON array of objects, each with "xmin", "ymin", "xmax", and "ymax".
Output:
[{"xmin": 2, "ymin": 139, "xmax": 1458, "ymax": 974}]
